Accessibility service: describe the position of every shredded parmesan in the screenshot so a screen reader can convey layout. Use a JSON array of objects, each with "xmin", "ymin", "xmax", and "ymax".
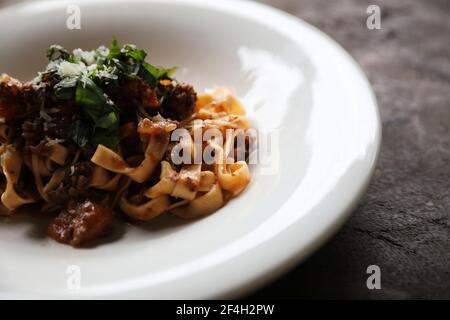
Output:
[
  {"xmin": 57, "ymin": 61, "xmax": 86, "ymax": 77},
  {"xmin": 45, "ymin": 137, "xmax": 65, "ymax": 147},
  {"xmin": 73, "ymin": 48, "xmax": 96, "ymax": 65},
  {"xmin": 39, "ymin": 110, "xmax": 52, "ymax": 122}
]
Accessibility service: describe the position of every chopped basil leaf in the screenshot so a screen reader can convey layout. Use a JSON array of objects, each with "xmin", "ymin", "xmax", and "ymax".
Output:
[
  {"xmin": 70, "ymin": 120, "xmax": 91, "ymax": 147},
  {"xmin": 108, "ymin": 37, "xmax": 121, "ymax": 60},
  {"xmin": 73, "ymin": 77, "xmax": 120, "ymax": 148},
  {"xmin": 143, "ymin": 63, "xmax": 177, "ymax": 81},
  {"xmin": 96, "ymin": 111, "xmax": 119, "ymax": 129},
  {"xmin": 75, "ymin": 77, "xmax": 108, "ymax": 112},
  {"xmin": 122, "ymin": 44, "xmax": 147, "ymax": 63},
  {"xmin": 42, "ymin": 38, "xmax": 177, "ymax": 149},
  {"xmin": 89, "ymin": 129, "xmax": 120, "ymax": 148}
]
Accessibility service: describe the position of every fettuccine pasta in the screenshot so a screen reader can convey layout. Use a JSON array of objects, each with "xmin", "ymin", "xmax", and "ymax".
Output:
[{"xmin": 0, "ymin": 40, "xmax": 253, "ymax": 246}]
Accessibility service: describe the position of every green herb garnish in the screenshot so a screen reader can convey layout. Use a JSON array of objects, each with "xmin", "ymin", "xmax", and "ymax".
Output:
[{"xmin": 40, "ymin": 37, "xmax": 177, "ymax": 149}]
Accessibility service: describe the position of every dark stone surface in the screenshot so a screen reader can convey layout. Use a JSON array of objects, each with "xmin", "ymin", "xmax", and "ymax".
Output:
[
  {"xmin": 0, "ymin": 0, "xmax": 447, "ymax": 300},
  {"xmin": 249, "ymin": 0, "xmax": 450, "ymax": 299}
]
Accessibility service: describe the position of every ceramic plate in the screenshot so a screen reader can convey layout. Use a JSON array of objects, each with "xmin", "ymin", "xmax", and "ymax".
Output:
[{"xmin": 0, "ymin": 0, "xmax": 381, "ymax": 299}]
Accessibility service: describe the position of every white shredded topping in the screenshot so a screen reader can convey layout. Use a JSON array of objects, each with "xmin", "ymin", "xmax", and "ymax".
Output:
[
  {"xmin": 47, "ymin": 108, "xmax": 60, "ymax": 114},
  {"xmin": 97, "ymin": 69, "xmax": 118, "ymax": 80},
  {"xmin": 45, "ymin": 137, "xmax": 65, "ymax": 147},
  {"xmin": 87, "ymin": 64, "xmax": 98, "ymax": 73},
  {"xmin": 46, "ymin": 60, "xmax": 59, "ymax": 71},
  {"xmin": 57, "ymin": 61, "xmax": 86, "ymax": 77},
  {"xmin": 73, "ymin": 48, "xmax": 96, "ymax": 65},
  {"xmin": 39, "ymin": 110, "xmax": 53, "ymax": 122}
]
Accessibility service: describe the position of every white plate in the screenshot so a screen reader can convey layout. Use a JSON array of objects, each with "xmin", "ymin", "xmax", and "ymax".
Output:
[{"xmin": 0, "ymin": 0, "xmax": 381, "ymax": 299}]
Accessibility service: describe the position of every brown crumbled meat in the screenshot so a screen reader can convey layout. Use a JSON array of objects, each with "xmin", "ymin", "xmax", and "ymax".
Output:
[
  {"xmin": 22, "ymin": 118, "xmax": 44, "ymax": 146},
  {"xmin": 22, "ymin": 82, "xmax": 44, "ymax": 117},
  {"xmin": 48, "ymin": 162, "xmax": 94, "ymax": 205},
  {"xmin": 0, "ymin": 74, "xmax": 26, "ymax": 122},
  {"xmin": 45, "ymin": 101, "xmax": 80, "ymax": 139},
  {"xmin": 47, "ymin": 200, "xmax": 114, "ymax": 246},
  {"xmin": 106, "ymin": 78, "xmax": 159, "ymax": 112},
  {"xmin": 1, "ymin": 73, "xmax": 79, "ymax": 147},
  {"xmin": 0, "ymin": 74, "xmax": 22, "ymax": 94},
  {"xmin": 159, "ymin": 82, "xmax": 196, "ymax": 121},
  {"xmin": 106, "ymin": 79, "xmax": 197, "ymax": 121}
]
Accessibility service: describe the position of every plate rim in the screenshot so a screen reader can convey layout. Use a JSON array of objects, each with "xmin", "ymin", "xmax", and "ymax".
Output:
[{"xmin": 0, "ymin": 0, "xmax": 381, "ymax": 299}]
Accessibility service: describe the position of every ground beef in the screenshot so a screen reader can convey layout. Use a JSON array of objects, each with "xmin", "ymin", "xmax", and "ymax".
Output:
[
  {"xmin": 22, "ymin": 83, "xmax": 44, "ymax": 116},
  {"xmin": 105, "ymin": 78, "xmax": 158, "ymax": 117},
  {"xmin": 48, "ymin": 162, "xmax": 94, "ymax": 205},
  {"xmin": 106, "ymin": 79, "xmax": 196, "ymax": 121},
  {"xmin": 0, "ymin": 74, "xmax": 26, "ymax": 122},
  {"xmin": 159, "ymin": 82, "xmax": 196, "ymax": 121},
  {"xmin": 47, "ymin": 200, "xmax": 114, "ymax": 246},
  {"xmin": 22, "ymin": 118, "xmax": 44, "ymax": 146},
  {"xmin": 45, "ymin": 101, "xmax": 80, "ymax": 139},
  {"xmin": 1, "ymin": 74, "xmax": 79, "ymax": 147}
]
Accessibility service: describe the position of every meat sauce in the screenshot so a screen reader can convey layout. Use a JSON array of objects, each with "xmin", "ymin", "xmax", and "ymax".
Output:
[
  {"xmin": 47, "ymin": 200, "xmax": 114, "ymax": 246},
  {"xmin": 0, "ymin": 40, "xmax": 197, "ymax": 246}
]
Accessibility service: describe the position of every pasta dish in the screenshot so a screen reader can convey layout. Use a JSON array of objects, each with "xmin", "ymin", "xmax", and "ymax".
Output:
[{"xmin": 0, "ymin": 39, "xmax": 253, "ymax": 246}]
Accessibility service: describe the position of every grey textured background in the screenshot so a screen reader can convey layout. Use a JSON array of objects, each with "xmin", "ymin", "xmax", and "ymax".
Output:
[{"xmin": 0, "ymin": 0, "xmax": 448, "ymax": 299}]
